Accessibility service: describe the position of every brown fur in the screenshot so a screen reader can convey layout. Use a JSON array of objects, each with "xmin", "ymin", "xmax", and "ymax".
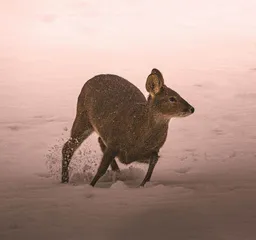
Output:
[{"xmin": 61, "ymin": 69, "xmax": 194, "ymax": 186}]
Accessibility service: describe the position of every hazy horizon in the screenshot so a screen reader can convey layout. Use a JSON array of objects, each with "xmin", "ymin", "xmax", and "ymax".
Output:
[{"xmin": 1, "ymin": 0, "xmax": 255, "ymax": 69}]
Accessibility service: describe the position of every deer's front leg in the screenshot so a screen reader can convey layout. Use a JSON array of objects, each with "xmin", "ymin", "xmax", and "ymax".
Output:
[
  {"xmin": 90, "ymin": 148, "xmax": 118, "ymax": 187},
  {"xmin": 140, "ymin": 152, "xmax": 159, "ymax": 187}
]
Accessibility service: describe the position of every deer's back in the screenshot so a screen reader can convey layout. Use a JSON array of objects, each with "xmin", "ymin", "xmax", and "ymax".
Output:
[{"xmin": 82, "ymin": 74, "xmax": 146, "ymax": 108}]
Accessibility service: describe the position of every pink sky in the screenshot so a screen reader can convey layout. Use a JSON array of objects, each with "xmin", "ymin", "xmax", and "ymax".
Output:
[
  {"xmin": 1, "ymin": 0, "xmax": 255, "ymax": 50},
  {"xmin": 0, "ymin": 0, "xmax": 255, "ymax": 77}
]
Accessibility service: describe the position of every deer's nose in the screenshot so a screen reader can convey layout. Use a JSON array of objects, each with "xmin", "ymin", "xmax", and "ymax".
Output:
[{"xmin": 190, "ymin": 106, "xmax": 195, "ymax": 114}]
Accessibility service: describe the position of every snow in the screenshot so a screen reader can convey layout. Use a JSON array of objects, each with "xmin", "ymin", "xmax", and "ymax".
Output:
[{"xmin": 1, "ymin": 0, "xmax": 256, "ymax": 239}]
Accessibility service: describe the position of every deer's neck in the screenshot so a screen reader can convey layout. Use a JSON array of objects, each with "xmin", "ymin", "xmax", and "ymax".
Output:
[{"xmin": 144, "ymin": 101, "xmax": 170, "ymax": 131}]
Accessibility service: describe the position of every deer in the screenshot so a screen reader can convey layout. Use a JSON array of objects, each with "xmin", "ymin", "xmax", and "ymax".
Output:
[{"xmin": 61, "ymin": 68, "xmax": 194, "ymax": 187}]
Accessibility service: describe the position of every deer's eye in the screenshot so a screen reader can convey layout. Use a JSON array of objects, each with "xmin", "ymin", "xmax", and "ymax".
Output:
[{"xmin": 169, "ymin": 96, "xmax": 177, "ymax": 102}]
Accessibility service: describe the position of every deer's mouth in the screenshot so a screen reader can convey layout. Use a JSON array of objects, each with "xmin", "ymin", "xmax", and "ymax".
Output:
[{"xmin": 176, "ymin": 111, "xmax": 193, "ymax": 118}]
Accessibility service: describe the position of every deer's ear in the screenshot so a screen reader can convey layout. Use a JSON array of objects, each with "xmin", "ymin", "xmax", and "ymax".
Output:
[
  {"xmin": 146, "ymin": 69, "xmax": 164, "ymax": 96},
  {"xmin": 151, "ymin": 68, "xmax": 164, "ymax": 80}
]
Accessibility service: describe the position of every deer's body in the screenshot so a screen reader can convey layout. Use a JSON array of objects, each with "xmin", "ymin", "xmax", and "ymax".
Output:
[
  {"xmin": 82, "ymin": 74, "xmax": 168, "ymax": 164},
  {"xmin": 62, "ymin": 69, "xmax": 194, "ymax": 186}
]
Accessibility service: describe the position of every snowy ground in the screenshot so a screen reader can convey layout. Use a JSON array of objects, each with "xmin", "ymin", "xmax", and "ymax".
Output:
[
  {"xmin": 1, "ymin": 1, "xmax": 256, "ymax": 239},
  {"xmin": 1, "ymin": 64, "xmax": 256, "ymax": 240}
]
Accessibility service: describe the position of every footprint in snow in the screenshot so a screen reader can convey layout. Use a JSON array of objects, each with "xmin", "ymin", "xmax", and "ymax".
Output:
[{"xmin": 174, "ymin": 167, "xmax": 191, "ymax": 174}]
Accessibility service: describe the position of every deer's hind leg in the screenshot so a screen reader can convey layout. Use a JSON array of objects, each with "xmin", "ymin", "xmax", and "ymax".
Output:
[{"xmin": 62, "ymin": 112, "xmax": 93, "ymax": 183}]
